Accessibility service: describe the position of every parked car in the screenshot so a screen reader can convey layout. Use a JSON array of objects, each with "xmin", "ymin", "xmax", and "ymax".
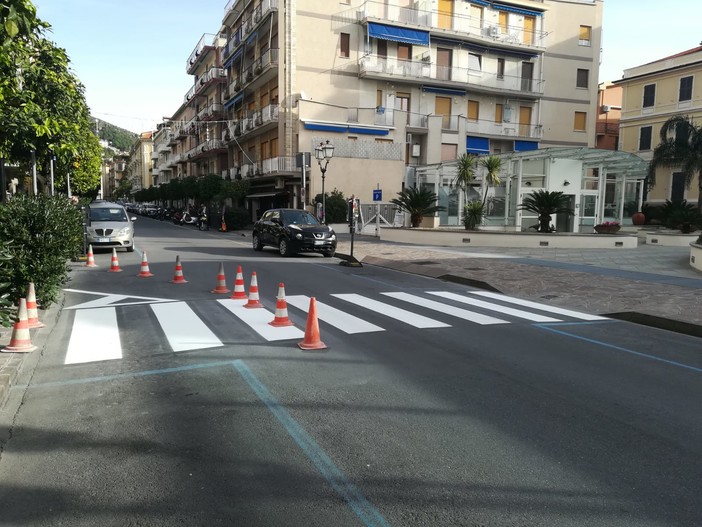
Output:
[
  {"xmin": 252, "ymin": 208, "xmax": 337, "ymax": 257},
  {"xmin": 85, "ymin": 201, "xmax": 136, "ymax": 252}
]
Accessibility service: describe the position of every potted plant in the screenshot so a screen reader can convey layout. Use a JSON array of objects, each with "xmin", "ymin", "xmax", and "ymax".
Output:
[
  {"xmin": 594, "ymin": 221, "xmax": 621, "ymax": 234},
  {"xmin": 518, "ymin": 190, "xmax": 574, "ymax": 233},
  {"xmin": 390, "ymin": 186, "xmax": 446, "ymax": 228}
]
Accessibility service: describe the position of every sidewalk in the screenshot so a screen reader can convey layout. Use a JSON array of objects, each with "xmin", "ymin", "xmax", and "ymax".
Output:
[{"xmin": 2, "ymin": 232, "xmax": 701, "ymax": 408}]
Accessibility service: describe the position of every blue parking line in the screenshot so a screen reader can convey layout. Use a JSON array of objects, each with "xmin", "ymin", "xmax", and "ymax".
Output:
[
  {"xmin": 232, "ymin": 359, "xmax": 390, "ymax": 527},
  {"xmin": 535, "ymin": 324, "xmax": 702, "ymax": 373}
]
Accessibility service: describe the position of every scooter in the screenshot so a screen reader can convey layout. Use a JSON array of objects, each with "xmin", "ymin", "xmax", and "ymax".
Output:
[
  {"xmin": 175, "ymin": 209, "xmax": 197, "ymax": 226},
  {"xmin": 197, "ymin": 211, "xmax": 209, "ymax": 231}
]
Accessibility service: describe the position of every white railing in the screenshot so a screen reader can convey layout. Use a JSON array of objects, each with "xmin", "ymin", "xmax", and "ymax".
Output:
[{"xmin": 262, "ymin": 156, "xmax": 296, "ymax": 174}]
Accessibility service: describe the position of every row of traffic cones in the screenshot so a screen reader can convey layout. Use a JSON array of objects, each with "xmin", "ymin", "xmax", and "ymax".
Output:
[
  {"xmin": 1, "ymin": 282, "xmax": 44, "ymax": 353},
  {"xmin": 84, "ymin": 248, "xmax": 326, "ymax": 350}
]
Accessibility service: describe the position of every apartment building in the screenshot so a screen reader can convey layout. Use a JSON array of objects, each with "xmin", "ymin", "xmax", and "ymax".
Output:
[
  {"xmin": 614, "ymin": 45, "xmax": 702, "ymax": 206},
  {"xmin": 126, "ymin": 132, "xmax": 153, "ymax": 193},
  {"xmin": 165, "ymin": 0, "xmax": 602, "ymax": 222},
  {"xmin": 596, "ymin": 81, "xmax": 621, "ymax": 151}
]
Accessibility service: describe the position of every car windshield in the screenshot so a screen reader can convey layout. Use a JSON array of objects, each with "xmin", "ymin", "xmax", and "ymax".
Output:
[
  {"xmin": 281, "ymin": 210, "xmax": 319, "ymax": 226},
  {"xmin": 90, "ymin": 207, "xmax": 128, "ymax": 222}
]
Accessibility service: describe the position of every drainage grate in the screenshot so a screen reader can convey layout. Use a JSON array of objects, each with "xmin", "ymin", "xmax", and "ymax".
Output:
[
  {"xmin": 413, "ymin": 261, "xmax": 439, "ymax": 265},
  {"xmin": 540, "ymin": 295, "xmax": 558, "ymax": 300}
]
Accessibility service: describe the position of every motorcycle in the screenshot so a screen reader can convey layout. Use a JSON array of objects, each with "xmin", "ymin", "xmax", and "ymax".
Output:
[{"xmin": 197, "ymin": 210, "xmax": 209, "ymax": 231}]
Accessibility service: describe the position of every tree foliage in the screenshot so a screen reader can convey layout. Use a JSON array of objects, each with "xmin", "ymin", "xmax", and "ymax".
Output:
[
  {"xmin": 518, "ymin": 190, "xmax": 573, "ymax": 233},
  {"xmin": 390, "ymin": 186, "xmax": 446, "ymax": 228}
]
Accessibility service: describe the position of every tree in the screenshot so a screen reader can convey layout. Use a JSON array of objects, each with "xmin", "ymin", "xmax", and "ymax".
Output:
[
  {"xmin": 649, "ymin": 115, "xmax": 702, "ymax": 212},
  {"xmin": 518, "ymin": 190, "xmax": 573, "ymax": 233},
  {"xmin": 390, "ymin": 186, "xmax": 446, "ymax": 228},
  {"xmin": 452, "ymin": 153, "xmax": 477, "ymax": 205},
  {"xmin": 479, "ymin": 155, "xmax": 502, "ymax": 207}
]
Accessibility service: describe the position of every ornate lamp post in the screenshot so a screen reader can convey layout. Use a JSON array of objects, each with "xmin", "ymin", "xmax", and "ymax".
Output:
[{"xmin": 314, "ymin": 140, "xmax": 334, "ymax": 224}]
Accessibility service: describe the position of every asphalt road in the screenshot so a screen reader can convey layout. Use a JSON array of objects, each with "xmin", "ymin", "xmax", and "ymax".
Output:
[{"xmin": 1, "ymin": 217, "xmax": 701, "ymax": 526}]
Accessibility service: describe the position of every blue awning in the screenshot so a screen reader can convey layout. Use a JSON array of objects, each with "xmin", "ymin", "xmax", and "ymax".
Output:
[
  {"xmin": 246, "ymin": 32, "xmax": 257, "ymax": 46},
  {"xmin": 223, "ymin": 47, "xmax": 244, "ymax": 69},
  {"xmin": 224, "ymin": 91, "xmax": 244, "ymax": 110},
  {"xmin": 303, "ymin": 123, "xmax": 348, "ymax": 133},
  {"xmin": 368, "ymin": 22, "xmax": 429, "ymax": 46},
  {"xmin": 493, "ymin": 3, "xmax": 543, "ymax": 17},
  {"xmin": 469, "ymin": 0, "xmax": 491, "ymax": 6},
  {"xmin": 422, "ymin": 86, "xmax": 466, "ymax": 96},
  {"xmin": 514, "ymin": 140, "xmax": 538, "ymax": 152},
  {"xmin": 466, "ymin": 136, "xmax": 490, "ymax": 155},
  {"xmin": 348, "ymin": 126, "xmax": 389, "ymax": 136}
]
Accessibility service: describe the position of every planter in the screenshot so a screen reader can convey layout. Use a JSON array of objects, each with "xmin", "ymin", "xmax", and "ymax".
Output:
[
  {"xmin": 632, "ymin": 211, "xmax": 646, "ymax": 225},
  {"xmin": 594, "ymin": 225, "xmax": 621, "ymax": 234}
]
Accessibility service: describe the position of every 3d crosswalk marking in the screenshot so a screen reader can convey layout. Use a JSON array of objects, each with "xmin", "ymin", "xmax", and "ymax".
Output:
[
  {"xmin": 381, "ymin": 292, "xmax": 509, "ymax": 325},
  {"xmin": 427, "ymin": 291, "xmax": 562, "ymax": 322},
  {"xmin": 469, "ymin": 291, "xmax": 607, "ymax": 321},
  {"xmin": 150, "ymin": 302, "xmax": 223, "ymax": 352},
  {"xmin": 65, "ymin": 307, "xmax": 122, "ymax": 364},
  {"xmin": 287, "ymin": 295, "xmax": 385, "ymax": 334},
  {"xmin": 218, "ymin": 299, "xmax": 305, "ymax": 341},
  {"xmin": 332, "ymin": 293, "xmax": 450, "ymax": 329}
]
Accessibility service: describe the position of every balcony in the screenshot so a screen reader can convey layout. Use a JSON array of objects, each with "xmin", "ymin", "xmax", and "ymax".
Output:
[
  {"xmin": 167, "ymin": 132, "xmax": 178, "ymax": 146},
  {"xmin": 187, "ymin": 33, "xmax": 223, "ymax": 75},
  {"xmin": 185, "ymin": 139, "xmax": 227, "ymax": 162},
  {"xmin": 222, "ymin": 0, "xmax": 279, "ymax": 63},
  {"xmin": 465, "ymin": 119, "xmax": 543, "ymax": 140},
  {"xmin": 359, "ymin": 55, "xmax": 544, "ymax": 97},
  {"xmin": 204, "ymin": 102, "xmax": 224, "ymax": 121},
  {"xmin": 195, "ymin": 67, "xmax": 226, "ymax": 97},
  {"xmin": 261, "ymin": 156, "xmax": 296, "ymax": 176},
  {"xmin": 235, "ymin": 104, "xmax": 279, "ymax": 140},
  {"xmin": 357, "ymin": 2, "xmax": 546, "ymax": 51}
]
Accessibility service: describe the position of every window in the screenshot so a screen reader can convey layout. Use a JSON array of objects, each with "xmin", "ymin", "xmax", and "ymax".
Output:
[
  {"xmin": 576, "ymin": 69, "xmax": 589, "ymax": 89},
  {"xmin": 377, "ymin": 39, "xmax": 387, "ymax": 58},
  {"xmin": 643, "ymin": 84, "xmax": 655, "ymax": 108},
  {"xmin": 340, "ymin": 33, "xmax": 350, "ymax": 58},
  {"xmin": 498, "ymin": 11, "xmax": 508, "ymax": 33},
  {"xmin": 470, "ymin": 5, "xmax": 483, "ymax": 25},
  {"xmin": 679, "ymin": 76, "xmax": 693, "ymax": 101},
  {"xmin": 376, "ymin": 90, "xmax": 383, "ymax": 108},
  {"xmin": 573, "ymin": 111, "xmax": 587, "ymax": 131},
  {"xmin": 468, "ymin": 100, "xmax": 479, "ymax": 121},
  {"xmin": 396, "ymin": 92, "xmax": 410, "ymax": 111},
  {"xmin": 441, "ymin": 143, "xmax": 457, "ymax": 161},
  {"xmin": 497, "ymin": 58, "xmax": 505, "ymax": 79},
  {"xmin": 397, "ymin": 43, "xmax": 411, "ymax": 61},
  {"xmin": 638, "ymin": 126, "xmax": 652, "ymax": 150},
  {"xmin": 495, "ymin": 103, "xmax": 504, "ymax": 123},
  {"xmin": 579, "ymin": 25, "xmax": 591, "ymax": 46},
  {"xmin": 468, "ymin": 53, "xmax": 482, "ymax": 72}
]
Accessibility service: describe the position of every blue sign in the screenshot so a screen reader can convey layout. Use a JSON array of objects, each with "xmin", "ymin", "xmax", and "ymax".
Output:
[{"xmin": 373, "ymin": 189, "xmax": 382, "ymax": 201}]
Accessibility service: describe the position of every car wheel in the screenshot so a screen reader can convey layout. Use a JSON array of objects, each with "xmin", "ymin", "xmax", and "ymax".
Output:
[
  {"xmin": 252, "ymin": 233, "xmax": 263, "ymax": 251},
  {"xmin": 323, "ymin": 248, "xmax": 335, "ymax": 258},
  {"xmin": 279, "ymin": 238, "xmax": 292, "ymax": 257}
]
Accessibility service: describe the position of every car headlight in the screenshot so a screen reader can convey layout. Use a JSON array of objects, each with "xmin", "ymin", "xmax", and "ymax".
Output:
[
  {"xmin": 116, "ymin": 227, "xmax": 132, "ymax": 236},
  {"xmin": 330, "ymin": 234, "xmax": 336, "ymax": 241},
  {"xmin": 295, "ymin": 233, "xmax": 303, "ymax": 240}
]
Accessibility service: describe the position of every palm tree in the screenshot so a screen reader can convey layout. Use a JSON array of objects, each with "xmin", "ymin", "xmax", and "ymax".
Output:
[
  {"xmin": 518, "ymin": 190, "xmax": 573, "ymax": 233},
  {"xmin": 479, "ymin": 155, "xmax": 502, "ymax": 207},
  {"xmin": 451, "ymin": 153, "xmax": 477, "ymax": 205},
  {"xmin": 649, "ymin": 115, "xmax": 702, "ymax": 212},
  {"xmin": 390, "ymin": 186, "xmax": 446, "ymax": 228}
]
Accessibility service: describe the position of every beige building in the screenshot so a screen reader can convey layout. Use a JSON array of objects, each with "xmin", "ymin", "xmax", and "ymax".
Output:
[
  {"xmin": 127, "ymin": 132, "xmax": 153, "ymax": 194},
  {"xmin": 596, "ymin": 81, "xmax": 621, "ymax": 151},
  {"xmin": 162, "ymin": 0, "xmax": 603, "ymax": 222},
  {"xmin": 614, "ymin": 45, "xmax": 702, "ymax": 206}
]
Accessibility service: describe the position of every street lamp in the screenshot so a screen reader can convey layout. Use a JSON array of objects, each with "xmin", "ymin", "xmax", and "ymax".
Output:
[{"xmin": 314, "ymin": 140, "xmax": 334, "ymax": 224}]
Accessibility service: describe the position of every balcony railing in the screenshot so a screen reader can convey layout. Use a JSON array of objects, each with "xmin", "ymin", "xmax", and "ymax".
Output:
[
  {"xmin": 187, "ymin": 33, "xmax": 221, "ymax": 73},
  {"xmin": 357, "ymin": 1, "xmax": 546, "ymax": 49},
  {"xmin": 222, "ymin": 0, "xmax": 279, "ymax": 62},
  {"xmin": 262, "ymin": 156, "xmax": 296, "ymax": 175},
  {"xmin": 360, "ymin": 56, "xmax": 544, "ymax": 96},
  {"xmin": 195, "ymin": 67, "xmax": 226, "ymax": 96}
]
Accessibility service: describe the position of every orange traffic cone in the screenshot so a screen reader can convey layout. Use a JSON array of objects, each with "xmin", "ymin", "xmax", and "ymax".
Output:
[
  {"xmin": 26, "ymin": 282, "xmax": 45, "ymax": 329},
  {"xmin": 298, "ymin": 297, "xmax": 326, "ymax": 350},
  {"xmin": 230, "ymin": 265, "xmax": 247, "ymax": 299},
  {"xmin": 243, "ymin": 272, "xmax": 263, "ymax": 308},
  {"xmin": 269, "ymin": 283, "xmax": 294, "ymax": 327},
  {"xmin": 211, "ymin": 262, "xmax": 230, "ymax": 294},
  {"xmin": 137, "ymin": 252, "xmax": 154, "ymax": 277},
  {"xmin": 171, "ymin": 255, "xmax": 188, "ymax": 284},
  {"xmin": 85, "ymin": 244, "xmax": 98, "ymax": 267},
  {"xmin": 2, "ymin": 298, "xmax": 37, "ymax": 353},
  {"xmin": 108, "ymin": 248, "xmax": 122, "ymax": 273}
]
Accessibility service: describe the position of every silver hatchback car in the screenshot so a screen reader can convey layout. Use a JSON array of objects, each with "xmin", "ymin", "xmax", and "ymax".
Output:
[{"xmin": 85, "ymin": 201, "xmax": 136, "ymax": 252}]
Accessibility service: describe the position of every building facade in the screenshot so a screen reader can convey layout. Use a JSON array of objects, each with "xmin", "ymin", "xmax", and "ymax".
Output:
[
  {"xmin": 614, "ymin": 45, "xmax": 702, "ymax": 206},
  {"xmin": 596, "ymin": 81, "xmax": 621, "ymax": 151},
  {"xmin": 158, "ymin": 0, "xmax": 603, "ymax": 222},
  {"xmin": 127, "ymin": 132, "xmax": 153, "ymax": 194}
]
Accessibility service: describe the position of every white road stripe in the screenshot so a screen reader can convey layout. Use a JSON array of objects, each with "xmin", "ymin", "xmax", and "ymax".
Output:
[
  {"xmin": 381, "ymin": 292, "xmax": 509, "ymax": 325},
  {"xmin": 287, "ymin": 295, "xmax": 385, "ymax": 334},
  {"xmin": 65, "ymin": 308, "xmax": 122, "ymax": 364},
  {"xmin": 332, "ymin": 293, "xmax": 450, "ymax": 329},
  {"xmin": 470, "ymin": 291, "xmax": 607, "ymax": 321},
  {"xmin": 218, "ymin": 299, "xmax": 305, "ymax": 341},
  {"xmin": 151, "ymin": 302, "xmax": 223, "ymax": 351},
  {"xmin": 428, "ymin": 291, "xmax": 561, "ymax": 323}
]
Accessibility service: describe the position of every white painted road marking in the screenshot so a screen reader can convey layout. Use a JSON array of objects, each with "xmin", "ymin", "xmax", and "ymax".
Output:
[
  {"xmin": 218, "ymin": 299, "xmax": 305, "ymax": 341},
  {"xmin": 332, "ymin": 293, "xmax": 450, "ymax": 329},
  {"xmin": 287, "ymin": 295, "xmax": 385, "ymax": 334},
  {"xmin": 151, "ymin": 302, "xmax": 223, "ymax": 352},
  {"xmin": 470, "ymin": 291, "xmax": 607, "ymax": 321},
  {"xmin": 65, "ymin": 307, "xmax": 122, "ymax": 364},
  {"xmin": 428, "ymin": 291, "xmax": 562, "ymax": 323},
  {"xmin": 381, "ymin": 292, "xmax": 509, "ymax": 325}
]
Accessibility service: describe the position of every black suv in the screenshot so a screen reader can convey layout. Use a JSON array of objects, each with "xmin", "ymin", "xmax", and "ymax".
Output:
[{"xmin": 252, "ymin": 208, "xmax": 337, "ymax": 257}]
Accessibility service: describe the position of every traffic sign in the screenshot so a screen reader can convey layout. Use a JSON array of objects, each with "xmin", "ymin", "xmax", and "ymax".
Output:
[{"xmin": 373, "ymin": 189, "xmax": 382, "ymax": 201}]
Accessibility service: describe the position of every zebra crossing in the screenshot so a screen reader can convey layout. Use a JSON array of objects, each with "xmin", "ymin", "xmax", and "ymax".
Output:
[{"xmin": 61, "ymin": 289, "xmax": 608, "ymax": 365}]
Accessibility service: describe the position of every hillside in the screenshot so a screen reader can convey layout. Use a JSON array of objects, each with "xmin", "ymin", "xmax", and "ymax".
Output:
[{"xmin": 91, "ymin": 118, "xmax": 138, "ymax": 152}]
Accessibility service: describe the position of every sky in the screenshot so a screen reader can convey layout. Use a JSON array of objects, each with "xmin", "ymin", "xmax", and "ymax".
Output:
[{"xmin": 33, "ymin": 0, "xmax": 701, "ymax": 135}]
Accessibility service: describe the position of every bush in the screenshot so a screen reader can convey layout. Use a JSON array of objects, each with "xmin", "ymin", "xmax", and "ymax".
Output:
[
  {"xmin": 222, "ymin": 207, "xmax": 251, "ymax": 230},
  {"xmin": 463, "ymin": 200, "xmax": 484, "ymax": 230},
  {"xmin": 315, "ymin": 188, "xmax": 348, "ymax": 223},
  {"xmin": 0, "ymin": 194, "xmax": 84, "ymax": 309},
  {"xmin": 0, "ymin": 241, "xmax": 14, "ymax": 327},
  {"xmin": 659, "ymin": 199, "xmax": 702, "ymax": 232}
]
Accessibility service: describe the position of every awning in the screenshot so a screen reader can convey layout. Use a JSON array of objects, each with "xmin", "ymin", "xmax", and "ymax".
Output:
[
  {"xmin": 423, "ymin": 86, "xmax": 466, "ymax": 96},
  {"xmin": 514, "ymin": 140, "xmax": 538, "ymax": 152},
  {"xmin": 223, "ymin": 91, "xmax": 244, "ymax": 110},
  {"xmin": 348, "ymin": 126, "xmax": 389, "ymax": 136},
  {"xmin": 304, "ymin": 122, "xmax": 348, "ymax": 133},
  {"xmin": 247, "ymin": 191, "xmax": 288, "ymax": 198},
  {"xmin": 466, "ymin": 136, "xmax": 490, "ymax": 155},
  {"xmin": 492, "ymin": 2, "xmax": 543, "ymax": 17},
  {"xmin": 223, "ymin": 47, "xmax": 243, "ymax": 69},
  {"xmin": 368, "ymin": 22, "xmax": 429, "ymax": 46}
]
